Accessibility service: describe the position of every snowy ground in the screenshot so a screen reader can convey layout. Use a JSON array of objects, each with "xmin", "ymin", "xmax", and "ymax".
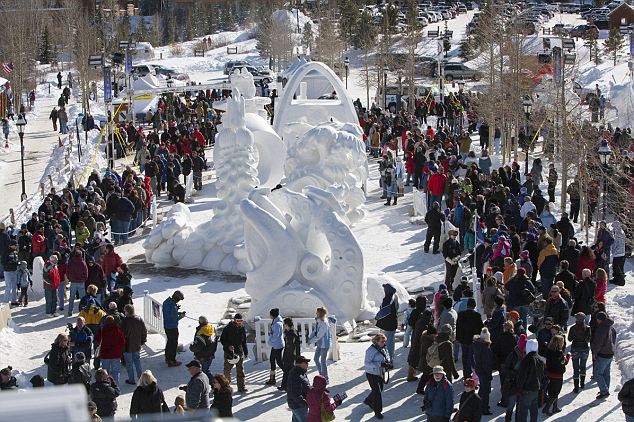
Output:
[{"xmin": 0, "ymin": 9, "xmax": 633, "ymax": 422}]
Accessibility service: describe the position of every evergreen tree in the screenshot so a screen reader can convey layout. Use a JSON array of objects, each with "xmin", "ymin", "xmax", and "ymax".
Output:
[
  {"xmin": 353, "ymin": 9, "xmax": 375, "ymax": 49},
  {"xmin": 256, "ymin": 11, "xmax": 274, "ymax": 62},
  {"xmin": 220, "ymin": 6, "xmax": 236, "ymax": 31},
  {"xmin": 38, "ymin": 26, "xmax": 52, "ymax": 64},
  {"xmin": 604, "ymin": 28, "xmax": 624, "ymax": 66},
  {"xmin": 338, "ymin": 0, "xmax": 360, "ymax": 46},
  {"xmin": 302, "ymin": 21, "xmax": 314, "ymax": 53},
  {"xmin": 584, "ymin": 31, "xmax": 599, "ymax": 65}
]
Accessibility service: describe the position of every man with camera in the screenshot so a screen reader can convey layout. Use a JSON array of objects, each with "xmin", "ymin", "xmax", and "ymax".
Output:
[
  {"xmin": 162, "ymin": 290, "xmax": 186, "ymax": 367},
  {"xmin": 220, "ymin": 313, "xmax": 248, "ymax": 392}
]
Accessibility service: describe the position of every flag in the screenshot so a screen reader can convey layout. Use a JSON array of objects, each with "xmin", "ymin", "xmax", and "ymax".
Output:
[{"xmin": 1, "ymin": 62, "xmax": 13, "ymax": 74}]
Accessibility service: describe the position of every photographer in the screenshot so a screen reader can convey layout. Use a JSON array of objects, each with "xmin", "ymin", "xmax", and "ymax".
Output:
[
  {"xmin": 363, "ymin": 333, "xmax": 392, "ymax": 420},
  {"xmin": 162, "ymin": 290, "xmax": 186, "ymax": 367}
]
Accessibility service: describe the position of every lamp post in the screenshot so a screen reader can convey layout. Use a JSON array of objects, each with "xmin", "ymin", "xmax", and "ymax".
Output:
[
  {"xmin": 344, "ymin": 56, "xmax": 349, "ymax": 90},
  {"xmin": 598, "ymin": 139, "xmax": 612, "ymax": 220},
  {"xmin": 16, "ymin": 115, "xmax": 27, "ymax": 201},
  {"xmin": 166, "ymin": 75, "xmax": 174, "ymax": 124},
  {"xmin": 522, "ymin": 97, "xmax": 532, "ymax": 175},
  {"xmin": 397, "ymin": 70, "xmax": 402, "ymax": 112},
  {"xmin": 383, "ymin": 72, "xmax": 387, "ymax": 110}
]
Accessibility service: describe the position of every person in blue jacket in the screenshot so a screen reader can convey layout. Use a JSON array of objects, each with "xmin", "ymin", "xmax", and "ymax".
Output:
[
  {"xmin": 163, "ymin": 290, "xmax": 186, "ymax": 367},
  {"xmin": 424, "ymin": 365, "xmax": 454, "ymax": 421},
  {"xmin": 265, "ymin": 308, "xmax": 284, "ymax": 387}
]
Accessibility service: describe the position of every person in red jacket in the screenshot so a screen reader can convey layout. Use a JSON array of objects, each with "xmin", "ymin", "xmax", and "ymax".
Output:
[
  {"xmin": 306, "ymin": 374, "xmax": 341, "ymax": 422},
  {"xmin": 428, "ymin": 167, "xmax": 448, "ymax": 208},
  {"xmin": 32, "ymin": 228, "xmax": 47, "ymax": 259},
  {"xmin": 100, "ymin": 244, "xmax": 123, "ymax": 291},
  {"xmin": 43, "ymin": 254, "xmax": 61, "ymax": 316},
  {"xmin": 95, "ymin": 315, "xmax": 126, "ymax": 384},
  {"xmin": 191, "ymin": 128, "xmax": 206, "ymax": 148}
]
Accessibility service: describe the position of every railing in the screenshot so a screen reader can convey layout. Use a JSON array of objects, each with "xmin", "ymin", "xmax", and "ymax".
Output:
[
  {"xmin": 253, "ymin": 317, "xmax": 340, "ymax": 363},
  {"xmin": 412, "ymin": 188, "xmax": 427, "ymax": 216},
  {"xmin": 143, "ymin": 290, "xmax": 165, "ymax": 337}
]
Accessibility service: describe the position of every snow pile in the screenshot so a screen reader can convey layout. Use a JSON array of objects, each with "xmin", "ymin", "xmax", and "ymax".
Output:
[
  {"xmin": 143, "ymin": 203, "xmax": 196, "ymax": 267},
  {"xmin": 272, "ymin": 9, "xmax": 315, "ymax": 34},
  {"xmin": 610, "ymin": 288, "xmax": 634, "ymax": 381}
]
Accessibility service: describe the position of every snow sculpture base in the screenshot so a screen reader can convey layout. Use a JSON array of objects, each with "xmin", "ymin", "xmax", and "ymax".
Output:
[{"xmin": 31, "ymin": 257, "xmax": 45, "ymax": 300}]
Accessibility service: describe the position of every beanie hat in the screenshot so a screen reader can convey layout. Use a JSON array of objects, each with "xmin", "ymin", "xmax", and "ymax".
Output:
[
  {"xmin": 518, "ymin": 334, "xmax": 527, "ymax": 353},
  {"xmin": 467, "ymin": 298, "xmax": 477, "ymax": 309},
  {"xmin": 440, "ymin": 324, "xmax": 453, "ymax": 335},
  {"xmin": 508, "ymin": 311, "xmax": 520, "ymax": 321},
  {"xmin": 517, "ymin": 267, "xmax": 526, "ymax": 276},
  {"xmin": 596, "ymin": 311, "xmax": 607, "ymax": 321},
  {"xmin": 520, "ymin": 250, "xmax": 529, "ymax": 259},
  {"xmin": 234, "ymin": 313, "xmax": 243, "ymax": 320},
  {"xmin": 494, "ymin": 272, "xmax": 503, "ymax": 282},
  {"xmin": 526, "ymin": 339, "xmax": 538, "ymax": 354},
  {"xmin": 479, "ymin": 327, "xmax": 491, "ymax": 342},
  {"xmin": 464, "ymin": 378, "xmax": 478, "ymax": 388}
]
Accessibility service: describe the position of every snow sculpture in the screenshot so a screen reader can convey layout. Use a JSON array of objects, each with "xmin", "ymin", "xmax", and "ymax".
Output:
[
  {"xmin": 142, "ymin": 203, "xmax": 195, "ymax": 267},
  {"xmin": 143, "ymin": 92, "xmax": 259, "ymax": 273},
  {"xmin": 239, "ymin": 187, "xmax": 409, "ymax": 322},
  {"xmin": 285, "ymin": 121, "xmax": 368, "ymax": 224},
  {"xmin": 273, "ymin": 61, "xmax": 359, "ymax": 140},
  {"xmin": 240, "ymin": 187, "xmax": 366, "ymax": 322},
  {"xmin": 214, "ymin": 69, "xmax": 286, "ymax": 189}
]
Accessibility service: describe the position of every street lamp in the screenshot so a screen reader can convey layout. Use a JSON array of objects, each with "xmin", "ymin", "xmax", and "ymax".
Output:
[
  {"xmin": 16, "ymin": 115, "xmax": 27, "ymax": 201},
  {"xmin": 598, "ymin": 139, "xmax": 612, "ymax": 220},
  {"xmin": 344, "ymin": 56, "xmax": 349, "ymax": 90},
  {"xmin": 522, "ymin": 97, "xmax": 532, "ymax": 175},
  {"xmin": 383, "ymin": 72, "xmax": 387, "ymax": 111}
]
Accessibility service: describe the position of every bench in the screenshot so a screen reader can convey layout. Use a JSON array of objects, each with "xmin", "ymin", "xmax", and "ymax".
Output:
[
  {"xmin": 427, "ymin": 29, "xmax": 439, "ymax": 38},
  {"xmin": 193, "ymin": 49, "xmax": 205, "ymax": 57},
  {"xmin": 226, "ymin": 46, "xmax": 238, "ymax": 54}
]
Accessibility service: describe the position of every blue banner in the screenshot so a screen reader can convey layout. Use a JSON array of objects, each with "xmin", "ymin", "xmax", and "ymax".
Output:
[
  {"xmin": 630, "ymin": 32, "xmax": 634, "ymax": 57},
  {"xmin": 125, "ymin": 52, "xmax": 132, "ymax": 76},
  {"xmin": 104, "ymin": 66, "xmax": 112, "ymax": 103}
]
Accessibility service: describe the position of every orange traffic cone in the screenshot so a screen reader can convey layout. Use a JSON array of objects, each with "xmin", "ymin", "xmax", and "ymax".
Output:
[{"xmin": 58, "ymin": 136, "xmax": 63, "ymax": 147}]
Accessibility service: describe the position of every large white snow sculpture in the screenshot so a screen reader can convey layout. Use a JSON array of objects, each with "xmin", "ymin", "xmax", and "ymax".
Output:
[
  {"xmin": 143, "ymin": 92, "xmax": 259, "ymax": 273},
  {"xmin": 273, "ymin": 61, "xmax": 359, "ymax": 140},
  {"xmin": 214, "ymin": 69, "xmax": 286, "ymax": 189},
  {"xmin": 284, "ymin": 121, "xmax": 368, "ymax": 223},
  {"xmin": 240, "ymin": 187, "xmax": 366, "ymax": 322}
]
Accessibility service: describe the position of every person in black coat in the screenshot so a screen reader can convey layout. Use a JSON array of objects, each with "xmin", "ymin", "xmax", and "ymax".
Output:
[
  {"xmin": 375, "ymin": 283, "xmax": 399, "ymax": 360},
  {"xmin": 455, "ymin": 378, "xmax": 482, "ymax": 422},
  {"xmin": 130, "ymin": 371, "xmax": 168, "ymax": 418},
  {"xmin": 618, "ymin": 376, "xmax": 634, "ymax": 420},
  {"xmin": 554, "ymin": 260, "xmax": 577, "ymax": 296},
  {"xmin": 407, "ymin": 297, "xmax": 433, "ymax": 380},
  {"xmin": 91, "ymin": 368, "xmax": 120, "ymax": 418},
  {"xmin": 456, "ymin": 298, "xmax": 483, "ymax": 379},
  {"xmin": 219, "ymin": 314, "xmax": 248, "ymax": 392},
  {"xmin": 46, "ymin": 334, "xmax": 71, "ymax": 385},
  {"xmin": 280, "ymin": 318, "xmax": 301, "ymax": 391},
  {"xmin": 556, "ymin": 214, "xmax": 575, "ymax": 248},
  {"xmin": 442, "ymin": 230, "xmax": 463, "ymax": 293},
  {"xmin": 516, "ymin": 339, "xmax": 544, "ymax": 422},
  {"xmin": 424, "ymin": 201, "xmax": 445, "ymax": 254},
  {"xmin": 571, "ymin": 270, "xmax": 596, "ymax": 315},
  {"xmin": 543, "ymin": 286, "xmax": 570, "ymax": 330},
  {"xmin": 471, "ymin": 328, "xmax": 494, "ymax": 415},
  {"xmin": 69, "ymin": 352, "xmax": 91, "ymax": 393},
  {"xmin": 210, "ymin": 374, "xmax": 233, "ymax": 418},
  {"xmin": 559, "ymin": 240, "xmax": 580, "ymax": 275}
]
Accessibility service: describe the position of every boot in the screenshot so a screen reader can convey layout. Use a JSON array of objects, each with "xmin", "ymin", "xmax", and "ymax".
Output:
[
  {"xmin": 393, "ymin": 196, "xmax": 397, "ymax": 205},
  {"xmin": 265, "ymin": 370, "xmax": 276, "ymax": 385},
  {"xmin": 407, "ymin": 366, "xmax": 418, "ymax": 382},
  {"xmin": 384, "ymin": 197, "xmax": 392, "ymax": 206},
  {"xmin": 580, "ymin": 375, "xmax": 586, "ymax": 389},
  {"xmin": 505, "ymin": 411, "xmax": 513, "ymax": 422},
  {"xmin": 552, "ymin": 399, "xmax": 561, "ymax": 413},
  {"xmin": 542, "ymin": 399, "xmax": 552, "ymax": 415},
  {"xmin": 573, "ymin": 378, "xmax": 579, "ymax": 394}
]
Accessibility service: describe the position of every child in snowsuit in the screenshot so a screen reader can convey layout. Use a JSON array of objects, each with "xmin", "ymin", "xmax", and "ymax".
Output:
[{"xmin": 16, "ymin": 261, "xmax": 32, "ymax": 306}]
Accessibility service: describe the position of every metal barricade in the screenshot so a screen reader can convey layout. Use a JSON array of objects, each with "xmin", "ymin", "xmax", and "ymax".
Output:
[{"xmin": 143, "ymin": 290, "xmax": 165, "ymax": 337}]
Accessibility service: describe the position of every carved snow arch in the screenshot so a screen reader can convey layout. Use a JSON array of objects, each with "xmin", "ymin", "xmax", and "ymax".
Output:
[{"xmin": 273, "ymin": 61, "xmax": 358, "ymax": 138}]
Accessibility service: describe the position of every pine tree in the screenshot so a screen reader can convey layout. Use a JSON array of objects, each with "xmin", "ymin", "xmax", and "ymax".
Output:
[
  {"xmin": 302, "ymin": 21, "xmax": 314, "ymax": 53},
  {"xmin": 256, "ymin": 11, "xmax": 274, "ymax": 62},
  {"xmin": 338, "ymin": 0, "xmax": 360, "ymax": 47},
  {"xmin": 38, "ymin": 26, "xmax": 52, "ymax": 64},
  {"xmin": 604, "ymin": 28, "xmax": 624, "ymax": 66},
  {"xmin": 584, "ymin": 31, "xmax": 599, "ymax": 65}
]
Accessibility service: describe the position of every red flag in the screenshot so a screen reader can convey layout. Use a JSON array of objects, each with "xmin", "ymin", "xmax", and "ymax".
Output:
[{"xmin": 1, "ymin": 63, "xmax": 13, "ymax": 74}]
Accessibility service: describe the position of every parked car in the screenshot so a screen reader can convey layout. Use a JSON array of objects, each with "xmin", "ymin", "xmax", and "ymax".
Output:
[
  {"xmin": 442, "ymin": 62, "xmax": 482, "ymax": 81},
  {"xmin": 229, "ymin": 65, "xmax": 275, "ymax": 84},
  {"xmin": 569, "ymin": 24, "xmax": 599, "ymax": 38},
  {"xmin": 552, "ymin": 23, "xmax": 574, "ymax": 35},
  {"xmin": 152, "ymin": 65, "xmax": 191, "ymax": 81},
  {"xmin": 131, "ymin": 64, "xmax": 155, "ymax": 77},
  {"xmin": 573, "ymin": 81, "xmax": 599, "ymax": 103},
  {"xmin": 223, "ymin": 60, "xmax": 249, "ymax": 75}
]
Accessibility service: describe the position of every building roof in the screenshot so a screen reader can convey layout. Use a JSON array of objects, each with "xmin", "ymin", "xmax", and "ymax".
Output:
[{"xmin": 608, "ymin": 2, "xmax": 634, "ymax": 18}]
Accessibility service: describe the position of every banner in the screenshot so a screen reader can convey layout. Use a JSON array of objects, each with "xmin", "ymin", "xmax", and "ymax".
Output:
[
  {"xmin": 125, "ymin": 52, "xmax": 132, "ymax": 76},
  {"xmin": 103, "ymin": 66, "xmax": 112, "ymax": 103}
]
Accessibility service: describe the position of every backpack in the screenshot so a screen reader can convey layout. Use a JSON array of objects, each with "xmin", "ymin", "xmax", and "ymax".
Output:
[{"xmin": 426, "ymin": 342, "xmax": 441, "ymax": 367}]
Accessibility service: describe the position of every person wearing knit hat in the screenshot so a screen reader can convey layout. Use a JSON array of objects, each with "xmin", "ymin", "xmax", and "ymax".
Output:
[
  {"xmin": 472, "ymin": 327, "xmax": 494, "ymax": 414},
  {"xmin": 436, "ymin": 324, "xmax": 460, "ymax": 382},
  {"xmin": 0, "ymin": 366, "xmax": 17, "ymax": 390},
  {"xmin": 516, "ymin": 337, "xmax": 544, "ymax": 422},
  {"xmin": 494, "ymin": 271, "xmax": 503, "ymax": 283},
  {"xmin": 508, "ymin": 310, "xmax": 520, "ymax": 321},
  {"xmin": 456, "ymin": 378, "xmax": 483, "ymax": 422}
]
